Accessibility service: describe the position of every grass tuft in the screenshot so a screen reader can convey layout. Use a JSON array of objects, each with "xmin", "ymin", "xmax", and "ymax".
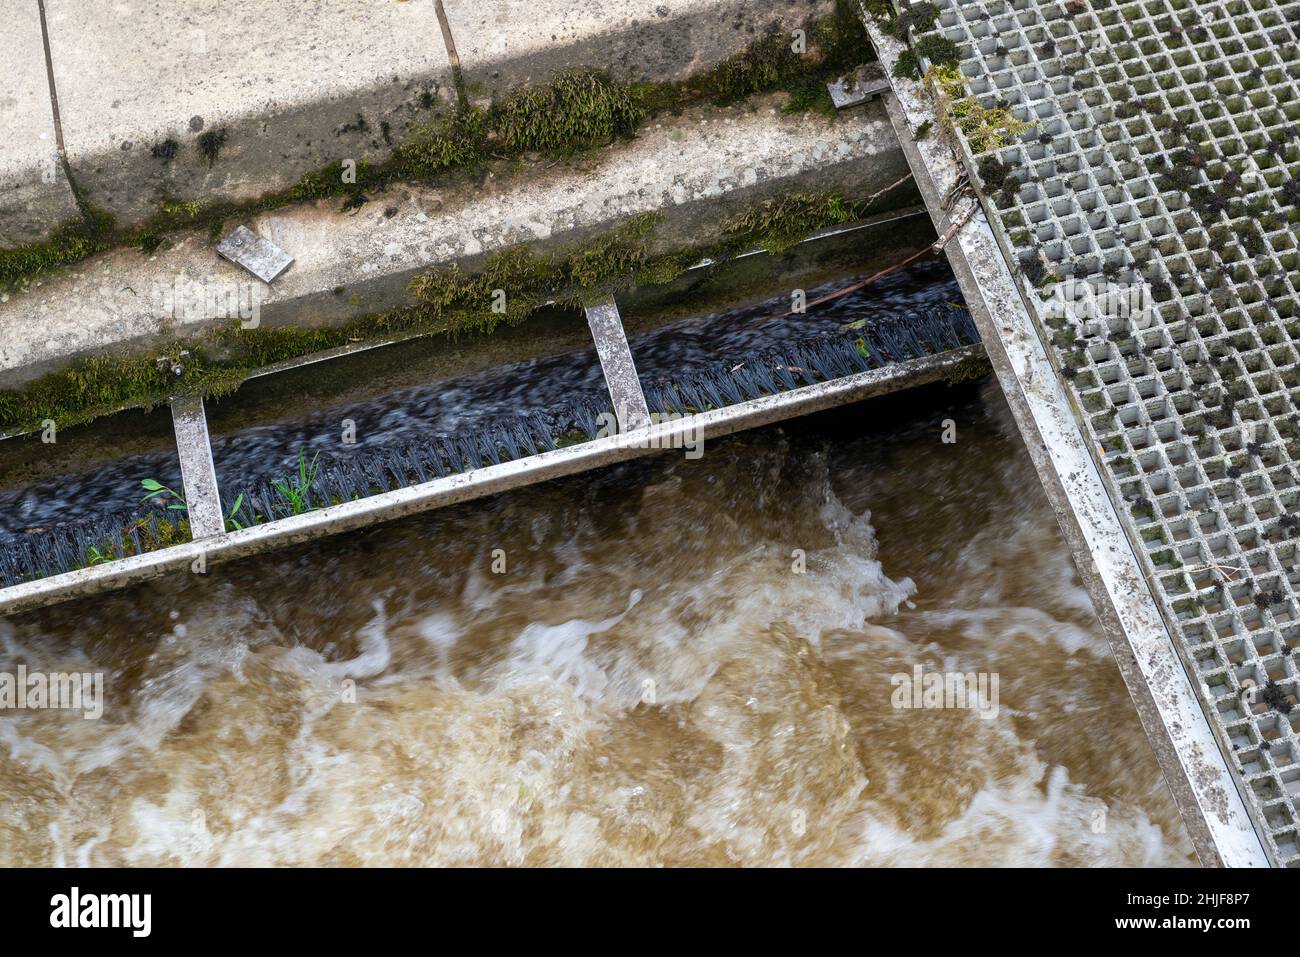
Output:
[{"xmin": 721, "ymin": 192, "xmax": 864, "ymax": 255}]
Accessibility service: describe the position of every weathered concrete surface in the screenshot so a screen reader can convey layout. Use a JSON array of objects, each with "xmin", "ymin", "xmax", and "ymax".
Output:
[
  {"xmin": 42, "ymin": 0, "xmax": 456, "ymax": 229},
  {"xmin": 170, "ymin": 395, "xmax": 225, "ymax": 538},
  {"xmin": 445, "ymin": 0, "xmax": 833, "ymax": 100},
  {"xmin": 0, "ymin": 344, "xmax": 982, "ymax": 618},
  {"xmin": 22, "ymin": 0, "xmax": 837, "ymax": 235},
  {"xmin": 0, "ymin": 0, "xmax": 79, "ymax": 247},
  {"xmin": 863, "ymin": 10, "xmax": 1269, "ymax": 868},
  {"xmin": 0, "ymin": 97, "xmax": 907, "ymax": 389},
  {"xmin": 585, "ymin": 296, "xmax": 650, "ymax": 430}
]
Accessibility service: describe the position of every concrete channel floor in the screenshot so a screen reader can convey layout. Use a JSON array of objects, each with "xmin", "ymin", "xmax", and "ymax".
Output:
[{"xmin": 866, "ymin": 0, "xmax": 1300, "ymax": 866}]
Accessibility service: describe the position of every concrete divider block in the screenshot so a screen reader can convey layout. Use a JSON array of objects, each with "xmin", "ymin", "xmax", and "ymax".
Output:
[
  {"xmin": 0, "ymin": 0, "xmax": 80, "ymax": 247},
  {"xmin": 444, "ymin": 0, "xmax": 834, "ymax": 97},
  {"xmin": 42, "ymin": 0, "xmax": 455, "ymax": 228},
  {"xmin": 585, "ymin": 297, "xmax": 651, "ymax": 431},
  {"xmin": 170, "ymin": 394, "xmax": 225, "ymax": 539}
]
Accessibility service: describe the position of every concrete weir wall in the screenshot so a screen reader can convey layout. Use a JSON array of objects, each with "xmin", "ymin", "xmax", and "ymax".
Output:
[
  {"xmin": 1, "ymin": 0, "xmax": 831, "ymax": 239},
  {"xmin": 0, "ymin": 99, "xmax": 906, "ymax": 388},
  {"xmin": 446, "ymin": 0, "xmax": 832, "ymax": 98}
]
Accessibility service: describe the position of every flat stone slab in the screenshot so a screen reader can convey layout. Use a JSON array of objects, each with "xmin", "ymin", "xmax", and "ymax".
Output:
[
  {"xmin": 0, "ymin": 0, "xmax": 79, "ymax": 247},
  {"xmin": 827, "ymin": 63, "xmax": 890, "ymax": 110},
  {"xmin": 216, "ymin": 226, "xmax": 294, "ymax": 284}
]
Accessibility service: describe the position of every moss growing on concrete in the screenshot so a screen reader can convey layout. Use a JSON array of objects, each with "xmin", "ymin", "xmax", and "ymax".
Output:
[
  {"xmin": 0, "ymin": 223, "xmax": 102, "ymax": 286},
  {"xmin": 0, "ymin": 206, "xmax": 116, "ymax": 287},
  {"xmin": 392, "ymin": 108, "xmax": 488, "ymax": 177},
  {"xmin": 977, "ymin": 155, "xmax": 1013, "ymax": 191},
  {"xmin": 914, "ymin": 34, "xmax": 962, "ymax": 68},
  {"xmin": 697, "ymin": 24, "xmax": 809, "ymax": 104},
  {"xmin": 494, "ymin": 71, "xmax": 646, "ymax": 153},
  {"xmin": 944, "ymin": 350, "xmax": 993, "ymax": 386},
  {"xmin": 721, "ymin": 192, "xmax": 865, "ymax": 255},
  {"xmin": 0, "ymin": 347, "xmax": 245, "ymax": 432},
  {"xmin": 160, "ymin": 198, "xmax": 204, "ymax": 219},
  {"xmin": 893, "ymin": 50, "xmax": 922, "ymax": 80},
  {"xmin": 0, "ymin": 189, "xmax": 885, "ymax": 433},
  {"xmin": 658, "ymin": 1, "xmax": 873, "ymax": 112},
  {"xmin": 406, "ymin": 211, "xmax": 672, "ymax": 332},
  {"xmin": 196, "ymin": 128, "xmax": 228, "ymax": 168}
]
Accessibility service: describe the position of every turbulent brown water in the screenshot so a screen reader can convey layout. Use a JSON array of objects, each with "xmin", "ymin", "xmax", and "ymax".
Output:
[{"xmin": 0, "ymin": 379, "xmax": 1194, "ymax": 866}]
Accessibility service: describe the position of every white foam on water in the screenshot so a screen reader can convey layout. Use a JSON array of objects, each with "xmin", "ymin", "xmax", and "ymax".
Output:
[
  {"xmin": 494, "ymin": 589, "xmax": 644, "ymax": 704},
  {"xmin": 850, "ymin": 763, "xmax": 1176, "ymax": 867}
]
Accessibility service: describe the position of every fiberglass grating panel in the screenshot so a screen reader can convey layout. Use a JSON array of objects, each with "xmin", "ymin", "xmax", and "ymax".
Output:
[{"xmin": 901, "ymin": 0, "xmax": 1300, "ymax": 863}]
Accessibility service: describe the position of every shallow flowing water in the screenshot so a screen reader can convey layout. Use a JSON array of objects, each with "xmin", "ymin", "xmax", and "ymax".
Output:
[{"xmin": 0, "ymin": 378, "xmax": 1193, "ymax": 866}]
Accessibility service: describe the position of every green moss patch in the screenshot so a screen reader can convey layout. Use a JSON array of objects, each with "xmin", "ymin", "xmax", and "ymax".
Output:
[
  {"xmin": 494, "ymin": 71, "xmax": 646, "ymax": 153},
  {"xmin": 721, "ymin": 192, "xmax": 868, "ymax": 255},
  {"xmin": 893, "ymin": 50, "xmax": 922, "ymax": 80},
  {"xmin": 0, "ymin": 224, "xmax": 106, "ymax": 287},
  {"xmin": 391, "ymin": 109, "xmax": 488, "ymax": 178}
]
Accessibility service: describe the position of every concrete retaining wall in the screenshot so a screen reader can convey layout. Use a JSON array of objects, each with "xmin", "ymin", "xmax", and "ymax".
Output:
[
  {"xmin": 0, "ymin": 97, "xmax": 907, "ymax": 390},
  {"xmin": 3, "ymin": 0, "xmax": 833, "ymax": 242}
]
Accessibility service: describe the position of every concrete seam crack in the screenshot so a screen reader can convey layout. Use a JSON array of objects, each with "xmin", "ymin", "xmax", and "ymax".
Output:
[
  {"xmin": 433, "ymin": 0, "xmax": 470, "ymax": 112},
  {"xmin": 34, "ymin": 0, "xmax": 92, "ymax": 219},
  {"xmin": 34, "ymin": 0, "xmax": 65, "ymax": 156}
]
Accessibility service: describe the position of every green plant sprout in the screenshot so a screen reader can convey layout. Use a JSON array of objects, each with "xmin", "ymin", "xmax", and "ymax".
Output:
[
  {"xmin": 140, "ymin": 478, "xmax": 188, "ymax": 510},
  {"xmin": 141, "ymin": 478, "xmax": 245, "ymax": 529},
  {"xmin": 272, "ymin": 450, "xmax": 321, "ymax": 515},
  {"xmin": 224, "ymin": 493, "xmax": 246, "ymax": 531}
]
